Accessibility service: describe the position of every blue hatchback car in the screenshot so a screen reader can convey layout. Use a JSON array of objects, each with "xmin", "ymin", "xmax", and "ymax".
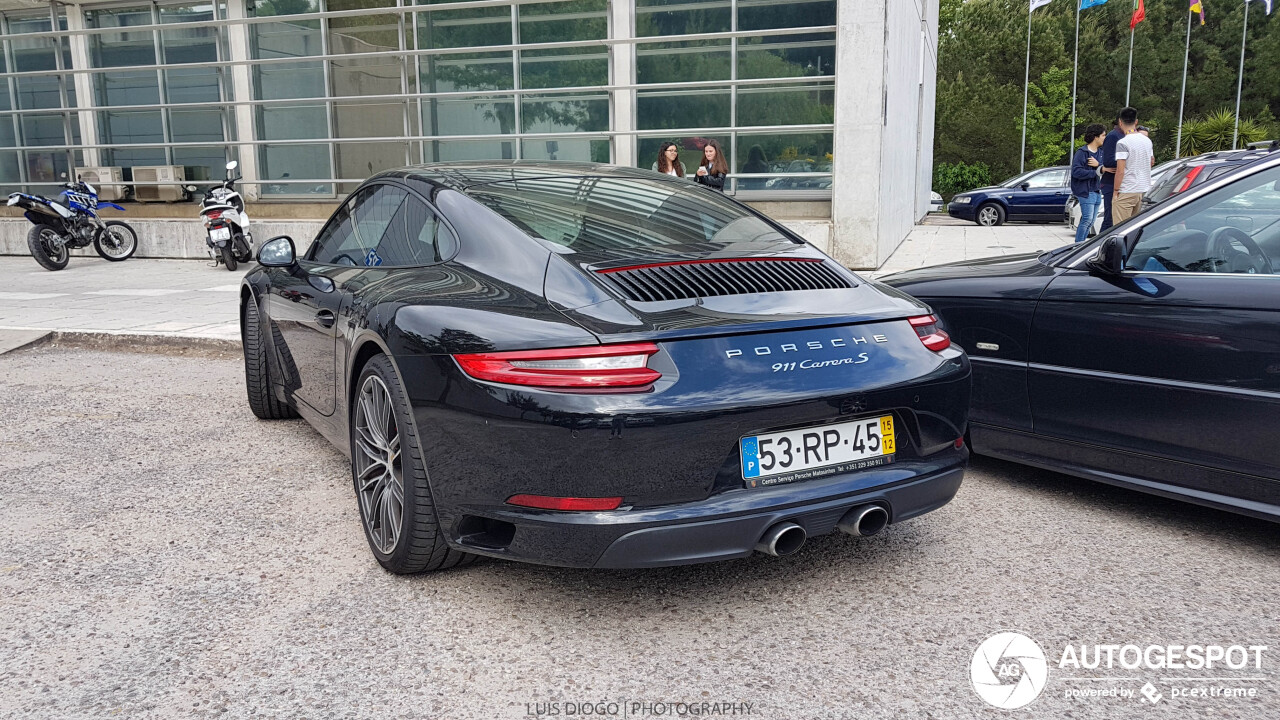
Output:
[{"xmin": 948, "ymin": 166, "xmax": 1070, "ymax": 226}]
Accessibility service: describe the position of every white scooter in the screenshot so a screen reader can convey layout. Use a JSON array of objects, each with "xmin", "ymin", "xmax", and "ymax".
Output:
[{"xmin": 190, "ymin": 160, "xmax": 253, "ymax": 271}]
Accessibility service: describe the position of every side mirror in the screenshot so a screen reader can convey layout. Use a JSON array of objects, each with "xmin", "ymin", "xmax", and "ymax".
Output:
[
  {"xmin": 258, "ymin": 235, "xmax": 296, "ymax": 267},
  {"xmin": 1087, "ymin": 235, "xmax": 1127, "ymax": 276},
  {"xmin": 226, "ymin": 160, "xmax": 239, "ymax": 171},
  {"xmin": 1020, "ymin": 182, "xmax": 1030, "ymax": 191}
]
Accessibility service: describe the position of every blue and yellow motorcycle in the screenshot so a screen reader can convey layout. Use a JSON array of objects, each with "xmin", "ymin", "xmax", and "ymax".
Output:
[{"xmin": 7, "ymin": 177, "xmax": 137, "ymax": 271}]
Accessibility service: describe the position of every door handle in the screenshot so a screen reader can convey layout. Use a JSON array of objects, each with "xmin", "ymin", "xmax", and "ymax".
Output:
[{"xmin": 315, "ymin": 310, "xmax": 336, "ymax": 328}]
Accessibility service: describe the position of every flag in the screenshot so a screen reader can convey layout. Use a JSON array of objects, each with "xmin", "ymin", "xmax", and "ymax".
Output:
[
  {"xmin": 1031, "ymin": 0, "xmax": 1054, "ymax": 10},
  {"xmin": 1247, "ymin": 0, "xmax": 1273, "ymax": 16},
  {"xmin": 1081, "ymin": 0, "xmax": 1108, "ymax": 8},
  {"xmin": 1130, "ymin": 0, "xmax": 1146, "ymax": 28},
  {"xmin": 1190, "ymin": 0, "xmax": 1205, "ymax": 25}
]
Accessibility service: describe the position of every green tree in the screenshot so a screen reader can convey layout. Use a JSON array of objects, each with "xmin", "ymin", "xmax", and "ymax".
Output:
[
  {"xmin": 936, "ymin": 0, "xmax": 1280, "ymax": 178},
  {"xmin": 1022, "ymin": 66, "xmax": 1072, "ymax": 168}
]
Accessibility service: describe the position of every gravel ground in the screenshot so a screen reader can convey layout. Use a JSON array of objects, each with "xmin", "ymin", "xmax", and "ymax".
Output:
[{"xmin": 1, "ymin": 345, "xmax": 1277, "ymax": 719}]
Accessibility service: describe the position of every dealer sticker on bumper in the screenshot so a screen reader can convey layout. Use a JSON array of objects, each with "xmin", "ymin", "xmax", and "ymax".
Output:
[{"xmin": 741, "ymin": 415, "xmax": 895, "ymax": 488}]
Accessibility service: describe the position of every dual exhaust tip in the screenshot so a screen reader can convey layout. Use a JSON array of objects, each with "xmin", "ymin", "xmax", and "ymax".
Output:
[{"xmin": 755, "ymin": 504, "xmax": 890, "ymax": 557}]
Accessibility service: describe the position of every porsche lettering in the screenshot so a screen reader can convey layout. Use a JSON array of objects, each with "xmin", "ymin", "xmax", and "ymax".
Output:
[{"xmin": 726, "ymin": 334, "xmax": 890, "ymax": 359}]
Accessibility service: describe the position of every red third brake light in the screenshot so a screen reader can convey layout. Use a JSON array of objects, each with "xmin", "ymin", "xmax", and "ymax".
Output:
[
  {"xmin": 908, "ymin": 315, "xmax": 951, "ymax": 352},
  {"xmin": 507, "ymin": 494, "xmax": 623, "ymax": 511},
  {"xmin": 1175, "ymin": 165, "xmax": 1204, "ymax": 194},
  {"xmin": 454, "ymin": 343, "xmax": 661, "ymax": 390}
]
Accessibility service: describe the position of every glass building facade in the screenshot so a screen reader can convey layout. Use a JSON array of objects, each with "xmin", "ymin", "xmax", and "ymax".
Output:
[{"xmin": 0, "ymin": 0, "xmax": 836, "ymax": 197}]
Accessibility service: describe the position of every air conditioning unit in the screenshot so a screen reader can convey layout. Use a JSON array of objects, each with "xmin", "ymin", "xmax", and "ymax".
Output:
[
  {"xmin": 131, "ymin": 165, "xmax": 186, "ymax": 202},
  {"xmin": 76, "ymin": 166, "xmax": 128, "ymax": 202}
]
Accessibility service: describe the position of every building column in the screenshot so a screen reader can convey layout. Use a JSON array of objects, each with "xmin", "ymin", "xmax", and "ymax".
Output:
[
  {"xmin": 225, "ymin": 0, "xmax": 260, "ymax": 201},
  {"xmin": 65, "ymin": 4, "xmax": 99, "ymax": 168},
  {"xmin": 829, "ymin": 0, "xmax": 886, "ymax": 270},
  {"xmin": 608, "ymin": 0, "xmax": 635, "ymax": 168}
]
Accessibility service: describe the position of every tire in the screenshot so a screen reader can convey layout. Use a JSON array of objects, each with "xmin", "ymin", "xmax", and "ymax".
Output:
[
  {"xmin": 93, "ymin": 220, "xmax": 137, "ymax": 262},
  {"xmin": 242, "ymin": 296, "xmax": 298, "ymax": 420},
  {"xmin": 233, "ymin": 235, "xmax": 253, "ymax": 264},
  {"xmin": 352, "ymin": 354, "xmax": 476, "ymax": 574},
  {"xmin": 975, "ymin": 202, "xmax": 1005, "ymax": 227},
  {"xmin": 221, "ymin": 244, "xmax": 238, "ymax": 271},
  {"xmin": 27, "ymin": 224, "xmax": 69, "ymax": 271}
]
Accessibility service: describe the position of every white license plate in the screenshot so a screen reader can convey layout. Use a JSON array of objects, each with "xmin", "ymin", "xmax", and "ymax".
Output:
[
  {"xmin": 741, "ymin": 415, "xmax": 895, "ymax": 488},
  {"xmin": 210, "ymin": 227, "xmax": 231, "ymax": 241}
]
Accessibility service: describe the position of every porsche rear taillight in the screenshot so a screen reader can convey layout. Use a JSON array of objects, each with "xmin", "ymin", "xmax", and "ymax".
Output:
[
  {"xmin": 454, "ymin": 343, "xmax": 661, "ymax": 389},
  {"xmin": 908, "ymin": 315, "xmax": 951, "ymax": 352},
  {"xmin": 1174, "ymin": 165, "xmax": 1204, "ymax": 194}
]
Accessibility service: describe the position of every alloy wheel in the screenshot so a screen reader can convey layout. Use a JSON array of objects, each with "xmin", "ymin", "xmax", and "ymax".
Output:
[
  {"xmin": 977, "ymin": 207, "xmax": 999, "ymax": 226},
  {"xmin": 353, "ymin": 374, "xmax": 404, "ymax": 555}
]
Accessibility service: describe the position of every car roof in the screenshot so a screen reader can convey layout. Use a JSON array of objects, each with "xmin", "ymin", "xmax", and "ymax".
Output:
[{"xmin": 370, "ymin": 161, "xmax": 673, "ymax": 193}]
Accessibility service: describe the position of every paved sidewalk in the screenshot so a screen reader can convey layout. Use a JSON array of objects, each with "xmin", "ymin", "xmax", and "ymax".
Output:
[
  {"xmin": 0, "ymin": 221, "xmax": 1074, "ymax": 344},
  {"xmin": 0, "ymin": 256, "xmax": 242, "ymax": 342},
  {"xmin": 873, "ymin": 217, "xmax": 1074, "ymax": 277}
]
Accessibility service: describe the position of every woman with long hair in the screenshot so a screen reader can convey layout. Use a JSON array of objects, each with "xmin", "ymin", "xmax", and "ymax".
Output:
[
  {"xmin": 651, "ymin": 142, "xmax": 685, "ymax": 177},
  {"xmin": 694, "ymin": 139, "xmax": 728, "ymax": 192}
]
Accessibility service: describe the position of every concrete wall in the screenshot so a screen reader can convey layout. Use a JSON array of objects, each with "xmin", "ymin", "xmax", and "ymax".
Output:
[
  {"xmin": 0, "ymin": 219, "xmax": 325, "ymax": 259},
  {"xmin": 831, "ymin": 0, "xmax": 938, "ymax": 270}
]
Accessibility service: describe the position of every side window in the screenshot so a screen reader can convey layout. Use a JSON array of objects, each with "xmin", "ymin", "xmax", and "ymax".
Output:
[
  {"xmin": 308, "ymin": 201, "xmax": 358, "ymax": 264},
  {"xmin": 374, "ymin": 195, "xmax": 451, "ymax": 266},
  {"xmin": 351, "ymin": 185, "xmax": 408, "ymax": 266},
  {"xmin": 1026, "ymin": 169, "xmax": 1066, "ymax": 189},
  {"xmin": 1125, "ymin": 166, "xmax": 1280, "ymax": 275}
]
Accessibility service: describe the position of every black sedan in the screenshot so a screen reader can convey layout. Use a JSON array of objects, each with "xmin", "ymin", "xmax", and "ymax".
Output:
[
  {"xmin": 883, "ymin": 153, "xmax": 1280, "ymax": 521},
  {"xmin": 240, "ymin": 162, "xmax": 970, "ymax": 573}
]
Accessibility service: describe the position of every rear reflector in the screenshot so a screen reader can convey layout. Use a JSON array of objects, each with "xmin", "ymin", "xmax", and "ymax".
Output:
[
  {"xmin": 1175, "ymin": 165, "xmax": 1204, "ymax": 194},
  {"xmin": 454, "ymin": 343, "xmax": 660, "ymax": 389},
  {"xmin": 506, "ymin": 494, "xmax": 623, "ymax": 511},
  {"xmin": 908, "ymin": 315, "xmax": 951, "ymax": 352}
]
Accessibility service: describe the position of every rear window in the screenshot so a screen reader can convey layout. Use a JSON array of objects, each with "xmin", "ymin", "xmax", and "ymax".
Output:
[
  {"xmin": 464, "ymin": 176, "xmax": 794, "ymax": 252},
  {"xmin": 1146, "ymin": 166, "xmax": 1192, "ymax": 204}
]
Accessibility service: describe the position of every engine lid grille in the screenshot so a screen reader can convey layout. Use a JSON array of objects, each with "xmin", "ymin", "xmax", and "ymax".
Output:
[{"xmin": 595, "ymin": 258, "xmax": 855, "ymax": 302}]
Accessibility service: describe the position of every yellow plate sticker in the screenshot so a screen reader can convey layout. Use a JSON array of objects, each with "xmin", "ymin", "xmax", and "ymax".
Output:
[{"xmin": 880, "ymin": 416, "xmax": 895, "ymax": 454}]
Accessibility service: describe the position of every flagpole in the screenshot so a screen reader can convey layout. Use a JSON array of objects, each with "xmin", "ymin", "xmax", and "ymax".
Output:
[
  {"xmin": 1021, "ymin": 5, "xmax": 1032, "ymax": 173},
  {"xmin": 1175, "ymin": 10, "xmax": 1191, "ymax": 159},
  {"xmin": 1069, "ymin": 0, "xmax": 1080, "ymax": 155},
  {"xmin": 1125, "ymin": 26, "xmax": 1135, "ymax": 105},
  {"xmin": 1233, "ymin": 1, "xmax": 1250, "ymax": 149}
]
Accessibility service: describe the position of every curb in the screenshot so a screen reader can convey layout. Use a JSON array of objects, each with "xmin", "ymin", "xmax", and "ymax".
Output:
[{"xmin": 0, "ymin": 327, "xmax": 240, "ymax": 355}]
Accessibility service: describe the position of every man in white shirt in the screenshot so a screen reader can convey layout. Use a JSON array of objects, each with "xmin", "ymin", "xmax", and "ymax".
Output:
[{"xmin": 1111, "ymin": 108, "xmax": 1155, "ymax": 224}]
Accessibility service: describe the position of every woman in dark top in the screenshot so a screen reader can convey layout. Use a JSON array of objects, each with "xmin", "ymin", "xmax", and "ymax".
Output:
[{"xmin": 694, "ymin": 139, "xmax": 728, "ymax": 192}]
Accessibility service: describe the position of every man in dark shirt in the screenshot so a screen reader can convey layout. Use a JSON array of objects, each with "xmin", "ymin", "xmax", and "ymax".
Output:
[{"xmin": 1098, "ymin": 107, "xmax": 1134, "ymax": 233}]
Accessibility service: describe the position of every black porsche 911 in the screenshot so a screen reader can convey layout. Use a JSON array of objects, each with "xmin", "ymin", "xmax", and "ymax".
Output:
[
  {"xmin": 883, "ymin": 153, "xmax": 1280, "ymax": 522},
  {"xmin": 240, "ymin": 162, "xmax": 970, "ymax": 573}
]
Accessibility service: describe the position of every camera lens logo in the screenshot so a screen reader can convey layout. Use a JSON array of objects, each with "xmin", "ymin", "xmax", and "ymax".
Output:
[{"xmin": 971, "ymin": 632, "xmax": 1049, "ymax": 709}]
